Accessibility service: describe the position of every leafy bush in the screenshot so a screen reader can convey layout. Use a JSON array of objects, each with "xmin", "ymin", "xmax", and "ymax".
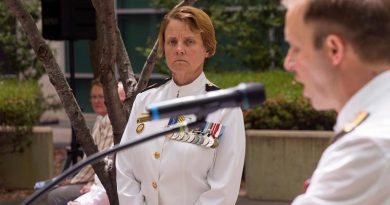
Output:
[
  {"xmin": 244, "ymin": 97, "xmax": 336, "ymax": 130},
  {"xmin": 0, "ymin": 78, "xmax": 44, "ymax": 153}
]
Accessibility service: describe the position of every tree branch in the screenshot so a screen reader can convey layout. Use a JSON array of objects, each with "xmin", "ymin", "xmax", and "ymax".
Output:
[{"xmin": 115, "ymin": 25, "xmax": 137, "ymax": 117}]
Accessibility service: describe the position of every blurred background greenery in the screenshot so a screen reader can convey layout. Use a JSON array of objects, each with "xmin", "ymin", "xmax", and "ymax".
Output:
[{"xmin": 0, "ymin": 0, "xmax": 336, "ymax": 135}]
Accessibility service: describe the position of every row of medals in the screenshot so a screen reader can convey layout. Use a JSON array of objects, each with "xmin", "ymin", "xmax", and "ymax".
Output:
[{"xmin": 165, "ymin": 116, "xmax": 224, "ymax": 149}]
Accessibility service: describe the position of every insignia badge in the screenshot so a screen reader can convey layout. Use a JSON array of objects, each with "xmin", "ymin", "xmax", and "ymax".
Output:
[
  {"xmin": 137, "ymin": 113, "xmax": 151, "ymax": 123},
  {"xmin": 136, "ymin": 123, "xmax": 145, "ymax": 134},
  {"xmin": 331, "ymin": 111, "xmax": 369, "ymax": 143}
]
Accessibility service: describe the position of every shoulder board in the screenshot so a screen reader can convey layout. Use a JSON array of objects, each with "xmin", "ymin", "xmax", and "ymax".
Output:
[
  {"xmin": 330, "ymin": 111, "xmax": 370, "ymax": 144},
  {"xmin": 141, "ymin": 77, "xmax": 171, "ymax": 93},
  {"xmin": 205, "ymin": 83, "xmax": 220, "ymax": 92}
]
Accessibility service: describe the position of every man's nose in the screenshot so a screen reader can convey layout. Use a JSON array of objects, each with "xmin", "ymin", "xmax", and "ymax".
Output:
[{"xmin": 284, "ymin": 50, "xmax": 295, "ymax": 71}]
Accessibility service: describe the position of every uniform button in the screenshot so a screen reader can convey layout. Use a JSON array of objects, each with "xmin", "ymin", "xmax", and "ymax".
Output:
[
  {"xmin": 152, "ymin": 181, "xmax": 158, "ymax": 189},
  {"xmin": 154, "ymin": 151, "xmax": 160, "ymax": 159}
]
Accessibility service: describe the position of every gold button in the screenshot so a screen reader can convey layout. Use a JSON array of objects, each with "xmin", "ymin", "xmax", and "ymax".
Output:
[
  {"xmin": 152, "ymin": 181, "xmax": 158, "ymax": 189},
  {"xmin": 154, "ymin": 151, "xmax": 160, "ymax": 159}
]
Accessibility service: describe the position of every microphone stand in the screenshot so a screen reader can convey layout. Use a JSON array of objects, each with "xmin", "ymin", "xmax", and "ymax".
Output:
[{"xmin": 22, "ymin": 117, "xmax": 206, "ymax": 205}]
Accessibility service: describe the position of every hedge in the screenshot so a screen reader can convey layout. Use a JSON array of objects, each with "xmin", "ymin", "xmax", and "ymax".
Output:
[{"xmin": 0, "ymin": 78, "xmax": 44, "ymax": 153}]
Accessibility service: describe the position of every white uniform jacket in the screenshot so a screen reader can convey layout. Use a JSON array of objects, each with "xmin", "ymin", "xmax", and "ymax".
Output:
[
  {"xmin": 293, "ymin": 71, "xmax": 390, "ymax": 205},
  {"xmin": 116, "ymin": 72, "xmax": 246, "ymax": 205}
]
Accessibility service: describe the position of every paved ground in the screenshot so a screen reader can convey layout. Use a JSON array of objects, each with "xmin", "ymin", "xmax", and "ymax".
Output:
[
  {"xmin": 1, "ymin": 112, "xmax": 291, "ymax": 205},
  {"xmin": 1, "ymin": 198, "xmax": 290, "ymax": 205}
]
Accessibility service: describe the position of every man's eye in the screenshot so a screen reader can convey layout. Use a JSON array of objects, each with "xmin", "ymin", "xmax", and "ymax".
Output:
[{"xmin": 291, "ymin": 46, "xmax": 300, "ymax": 53}]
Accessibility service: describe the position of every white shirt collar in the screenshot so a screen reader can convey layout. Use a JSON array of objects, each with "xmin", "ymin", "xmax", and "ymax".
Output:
[{"xmin": 168, "ymin": 72, "xmax": 208, "ymax": 98}]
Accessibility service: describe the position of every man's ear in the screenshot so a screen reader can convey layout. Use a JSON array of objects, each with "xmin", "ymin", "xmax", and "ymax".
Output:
[{"xmin": 324, "ymin": 34, "xmax": 345, "ymax": 66}]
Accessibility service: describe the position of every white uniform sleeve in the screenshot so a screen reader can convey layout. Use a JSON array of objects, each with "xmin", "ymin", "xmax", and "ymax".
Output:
[
  {"xmin": 195, "ymin": 107, "xmax": 246, "ymax": 205},
  {"xmin": 74, "ymin": 184, "xmax": 108, "ymax": 205},
  {"xmin": 292, "ymin": 136, "xmax": 390, "ymax": 205},
  {"xmin": 116, "ymin": 96, "xmax": 145, "ymax": 205}
]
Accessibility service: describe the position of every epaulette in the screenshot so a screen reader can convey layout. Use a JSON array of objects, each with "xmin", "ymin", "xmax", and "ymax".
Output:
[
  {"xmin": 141, "ymin": 77, "xmax": 171, "ymax": 93},
  {"xmin": 205, "ymin": 83, "xmax": 220, "ymax": 92},
  {"xmin": 330, "ymin": 111, "xmax": 370, "ymax": 144}
]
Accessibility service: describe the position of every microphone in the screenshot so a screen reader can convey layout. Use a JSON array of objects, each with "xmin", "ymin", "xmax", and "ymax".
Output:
[{"xmin": 147, "ymin": 83, "xmax": 266, "ymax": 120}]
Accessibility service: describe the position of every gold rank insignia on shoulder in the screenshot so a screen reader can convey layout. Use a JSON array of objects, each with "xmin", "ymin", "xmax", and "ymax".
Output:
[
  {"xmin": 165, "ymin": 118, "xmax": 225, "ymax": 149},
  {"xmin": 331, "ymin": 111, "xmax": 370, "ymax": 143},
  {"xmin": 343, "ymin": 111, "xmax": 369, "ymax": 133},
  {"xmin": 137, "ymin": 113, "xmax": 151, "ymax": 124}
]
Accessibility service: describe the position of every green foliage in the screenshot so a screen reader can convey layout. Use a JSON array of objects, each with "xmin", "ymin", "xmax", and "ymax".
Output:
[
  {"xmin": 0, "ymin": 0, "xmax": 44, "ymax": 79},
  {"xmin": 150, "ymin": 0, "xmax": 286, "ymax": 71},
  {"xmin": 244, "ymin": 97, "xmax": 336, "ymax": 130},
  {"xmin": 205, "ymin": 70, "xmax": 336, "ymax": 130},
  {"xmin": 210, "ymin": 0, "xmax": 286, "ymax": 70},
  {"xmin": 0, "ymin": 78, "xmax": 44, "ymax": 153}
]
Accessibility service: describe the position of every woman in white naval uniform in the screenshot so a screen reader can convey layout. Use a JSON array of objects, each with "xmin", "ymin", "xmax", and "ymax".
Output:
[{"xmin": 116, "ymin": 6, "xmax": 246, "ymax": 205}]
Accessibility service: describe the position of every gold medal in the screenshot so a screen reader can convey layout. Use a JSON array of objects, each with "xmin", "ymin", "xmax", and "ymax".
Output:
[
  {"xmin": 196, "ymin": 133, "xmax": 204, "ymax": 145},
  {"xmin": 206, "ymin": 137, "xmax": 215, "ymax": 147},
  {"xmin": 210, "ymin": 139, "xmax": 219, "ymax": 148},
  {"xmin": 201, "ymin": 135, "xmax": 210, "ymax": 146},
  {"xmin": 191, "ymin": 132, "xmax": 200, "ymax": 144},
  {"xmin": 187, "ymin": 132, "xmax": 195, "ymax": 143},
  {"xmin": 182, "ymin": 132, "xmax": 190, "ymax": 141},
  {"xmin": 136, "ymin": 123, "xmax": 145, "ymax": 134},
  {"xmin": 176, "ymin": 132, "xmax": 184, "ymax": 140},
  {"xmin": 172, "ymin": 132, "xmax": 180, "ymax": 140},
  {"xmin": 166, "ymin": 132, "xmax": 174, "ymax": 139}
]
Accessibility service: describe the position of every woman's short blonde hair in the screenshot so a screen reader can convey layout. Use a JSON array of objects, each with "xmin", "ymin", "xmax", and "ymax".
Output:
[{"xmin": 157, "ymin": 6, "xmax": 216, "ymax": 58}]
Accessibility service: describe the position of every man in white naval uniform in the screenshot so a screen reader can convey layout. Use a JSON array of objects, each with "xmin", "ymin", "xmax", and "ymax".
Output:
[
  {"xmin": 116, "ymin": 6, "xmax": 245, "ymax": 205},
  {"xmin": 283, "ymin": 0, "xmax": 390, "ymax": 204}
]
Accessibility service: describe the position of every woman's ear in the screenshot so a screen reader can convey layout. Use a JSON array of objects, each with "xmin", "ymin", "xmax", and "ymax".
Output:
[
  {"xmin": 205, "ymin": 51, "xmax": 210, "ymax": 58},
  {"xmin": 325, "ymin": 34, "xmax": 345, "ymax": 66}
]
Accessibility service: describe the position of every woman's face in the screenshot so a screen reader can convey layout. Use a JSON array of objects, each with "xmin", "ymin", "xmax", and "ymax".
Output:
[
  {"xmin": 90, "ymin": 85, "xmax": 107, "ymax": 116},
  {"xmin": 164, "ymin": 19, "xmax": 209, "ymax": 86}
]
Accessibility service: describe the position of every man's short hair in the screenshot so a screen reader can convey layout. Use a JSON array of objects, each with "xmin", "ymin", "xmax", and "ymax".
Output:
[{"xmin": 292, "ymin": 0, "xmax": 390, "ymax": 64}]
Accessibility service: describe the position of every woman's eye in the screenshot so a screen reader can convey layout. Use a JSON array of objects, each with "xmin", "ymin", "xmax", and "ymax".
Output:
[
  {"xmin": 186, "ymin": 39, "xmax": 194, "ymax": 45},
  {"xmin": 167, "ymin": 40, "xmax": 177, "ymax": 46}
]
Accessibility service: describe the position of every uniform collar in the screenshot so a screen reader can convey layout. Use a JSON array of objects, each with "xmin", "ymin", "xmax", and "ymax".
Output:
[
  {"xmin": 168, "ymin": 72, "xmax": 208, "ymax": 98},
  {"xmin": 334, "ymin": 70, "xmax": 390, "ymax": 133}
]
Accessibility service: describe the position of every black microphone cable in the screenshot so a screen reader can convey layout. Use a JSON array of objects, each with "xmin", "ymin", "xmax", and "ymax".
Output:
[{"xmin": 22, "ymin": 120, "xmax": 204, "ymax": 205}]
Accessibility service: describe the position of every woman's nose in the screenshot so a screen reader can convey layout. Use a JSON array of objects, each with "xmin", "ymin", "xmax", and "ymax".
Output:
[{"xmin": 175, "ymin": 43, "xmax": 185, "ymax": 55}]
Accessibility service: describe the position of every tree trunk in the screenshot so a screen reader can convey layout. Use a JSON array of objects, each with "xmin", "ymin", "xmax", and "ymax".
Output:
[{"xmin": 2, "ymin": 0, "xmax": 109, "ymax": 202}]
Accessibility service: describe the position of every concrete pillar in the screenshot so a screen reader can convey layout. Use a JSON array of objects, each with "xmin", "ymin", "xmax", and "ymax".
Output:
[{"xmin": 0, "ymin": 126, "xmax": 53, "ymax": 189}]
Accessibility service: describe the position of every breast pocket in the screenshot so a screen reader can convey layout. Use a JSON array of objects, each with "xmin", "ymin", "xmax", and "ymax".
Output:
[{"xmin": 163, "ymin": 138, "xmax": 216, "ymax": 178}]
